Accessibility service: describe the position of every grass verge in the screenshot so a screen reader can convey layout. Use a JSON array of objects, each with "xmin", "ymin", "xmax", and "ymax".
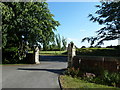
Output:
[
  {"xmin": 59, "ymin": 75, "xmax": 120, "ymax": 89},
  {"xmin": 29, "ymin": 50, "xmax": 67, "ymax": 56}
]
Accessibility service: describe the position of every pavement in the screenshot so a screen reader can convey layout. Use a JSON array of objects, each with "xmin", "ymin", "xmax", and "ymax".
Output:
[{"xmin": 2, "ymin": 56, "xmax": 67, "ymax": 89}]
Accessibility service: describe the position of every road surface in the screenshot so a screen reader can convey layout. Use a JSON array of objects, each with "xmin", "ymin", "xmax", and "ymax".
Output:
[{"xmin": 2, "ymin": 56, "xmax": 67, "ymax": 89}]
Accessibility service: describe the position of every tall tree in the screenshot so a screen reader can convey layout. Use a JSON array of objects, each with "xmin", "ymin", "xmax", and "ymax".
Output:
[
  {"xmin": 55, "ymin": 34, "xmax": 61, "ymax": 50},
  {"xmin": 62, "ymin": 36, "xmax": 67, "ymax": 50},
  {"xmin": 82, "ymin": 1, "xmax": 120, "ymax": 46},
  {"xmin": 1, "ymin": 2, "xmax": 60, "ymax": 63}
]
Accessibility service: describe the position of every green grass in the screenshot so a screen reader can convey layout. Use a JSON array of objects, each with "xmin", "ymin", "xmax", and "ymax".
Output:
[
  {"xmin": 29, "ymin": 50, "xmax": 67, "ymax": 56},
  {"xmin": 60, "ymin": 75, "xmax": 120, "ymax": 89},
  {"xmin": 40, "ymin": 51, "xmax": 66, "ymax": 55}
]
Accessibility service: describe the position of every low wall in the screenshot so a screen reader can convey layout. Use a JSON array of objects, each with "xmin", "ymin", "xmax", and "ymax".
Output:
[{"xmin": 72, "ymin": 56, "xmax": 120, "ymax": 72}]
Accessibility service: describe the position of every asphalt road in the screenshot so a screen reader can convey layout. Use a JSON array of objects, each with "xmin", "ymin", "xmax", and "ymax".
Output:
[{"xmin": 2, "ymin": 56, "xmax": 67, "ymax": 89}]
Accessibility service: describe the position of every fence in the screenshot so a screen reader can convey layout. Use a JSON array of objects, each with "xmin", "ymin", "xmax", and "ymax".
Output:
[
  {"xmin": 72, "ymin": 56, "xmax": 120, "ymax": 72},
  {"xmin": 67, "ymin": 42, "xmax": 120, "ymax": 72}
]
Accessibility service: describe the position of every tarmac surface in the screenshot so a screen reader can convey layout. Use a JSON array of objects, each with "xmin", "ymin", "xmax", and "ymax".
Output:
[{"xmin": 2, "ymin": 56, "xmax": 67, "ymax": 89}]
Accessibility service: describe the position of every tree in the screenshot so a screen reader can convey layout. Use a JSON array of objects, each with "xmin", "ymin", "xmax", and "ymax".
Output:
[
  {"xmin": 1, "ymin": 2, "xmax": 60, "ymax": 63},
  {"xmin": 55, "ymin": 34, "xmax": 61, "ymax": 50},
  {"xmin": 82, "ymin": 1, "xmax": 120, "ymax": 46},
  {"xmin": 81, "ymin": 46, "xmax": 86, "ymax": 48},
  {"xmin": 42, "ymin": 30, "xmax": 56, "ymax": 51},
  {"xmin": 62, "ymin": 36, "xmax": 67, "ymax": 50}
]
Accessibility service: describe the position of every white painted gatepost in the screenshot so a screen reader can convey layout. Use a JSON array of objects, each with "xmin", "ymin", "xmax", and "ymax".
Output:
[
  {"xmin": 34, "ymin": 46, "xmax": 40, "ymax": 64},
  {"xmin": 26, "ymin": 46, "xmax": 40, "ymax": 64}
]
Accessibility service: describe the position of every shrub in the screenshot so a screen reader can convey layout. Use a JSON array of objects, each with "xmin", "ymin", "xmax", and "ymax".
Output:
[
  {"xmin": 82, "ymin": 72, "xmax": 96, "ymax": 82},
  {"xmin": 64, "ymin": 67, "xmax": 120, "ymax": 88},
  {"xmin": 76, "ymin": 48, "xmax": 120, "ymax": 57},
  {"xmin": 100, "ymin": 70, "xmax": 120, "ymax": 87},
  {"xmin": 64, "ymin": 67, "xmax": 81, "ymax": 77},
  {"xmin": 86, "ymin": 70, "xmax": 120, "ymax": 88},
  {"xmin": 81, "ymin": 46, "xmax": 86, "ymax": 48}
]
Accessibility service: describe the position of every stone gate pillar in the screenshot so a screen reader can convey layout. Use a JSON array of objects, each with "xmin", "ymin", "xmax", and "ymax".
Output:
[
  {"xmin": 34, "ymin": 47, "xmax": 40, "ymax": 64},
  {"xmin": 118, "ymin": 34, "xmax": 120, "ymax": 45},
  {"xmin": 68, "ymin": 42, "xmax": 76, "ymax": 68}
]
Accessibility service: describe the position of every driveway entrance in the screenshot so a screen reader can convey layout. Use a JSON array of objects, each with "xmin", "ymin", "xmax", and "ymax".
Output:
[{"xmin": 2, "ymin": 55, "xmax": 67, "ymax": 88}]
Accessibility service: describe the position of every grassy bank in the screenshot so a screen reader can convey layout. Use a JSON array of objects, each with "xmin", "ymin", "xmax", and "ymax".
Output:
[{"xmin": 60, "ymin": 75, "xmax": 120, "ymax": 89}]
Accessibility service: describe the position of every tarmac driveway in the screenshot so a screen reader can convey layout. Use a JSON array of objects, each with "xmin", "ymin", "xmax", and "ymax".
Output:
[{"xmin": 2, "ymin": 56, "xmax": 67, "ymax": 89}]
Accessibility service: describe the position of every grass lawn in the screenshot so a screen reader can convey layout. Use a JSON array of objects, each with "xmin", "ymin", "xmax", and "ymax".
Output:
[
  {"xmin": 60, "ymin": 75, "xmax": 120, "ymax": 89},
  {"xmin": 40, "ymin": 51, "xmax": 67, "ymax": 55},
  {"xmin": 29, "ymin": 50, "xmax": 67, "ymax": 56}
]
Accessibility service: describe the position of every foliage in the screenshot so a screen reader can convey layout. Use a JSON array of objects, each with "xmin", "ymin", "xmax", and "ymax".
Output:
[
  {"xmin": 64, "ymin": 67, "xmax": 80, "ymax": 77},
  {"xmin": 62, "ymin": 36, "xmax": 67, "ymax": 50},
  {"xmin": 48, "ymin": 41, "xmax": 57, "ymax": 51},
  {"xmin": 48, "ymin": 35, "xmax": 67, "ymax": 51},
  {"xmin": 55, "ymin": 34, "xmax": 61, "ymax": 50},
  {"xmin": 76, "ymin": 47, "xmax": 120, "ymax": 57},
  {"xmin": 98, "ymin": 70, "xmax": 120, "ymax": 87},
  {"xmin": 82, "ymin": 1, "xmax": 120, "ymax": 46},
  {"xmin": 82, "ymin": 72, "xmax": 96, "ymax": 83},
  {"xmin": 43, "ymin": 34, "xmax": 67, "ymax": 51},
  {"xmin": 86, "ymin": 70, "xmax": 120, "ymax": 88},
  {"xmin": 64, "ymin": 67, "xmax": 120, "ymax": 88},
  {"xmin": 64, "ymin": 67, "xmax": 102, "ymax": 78},
  {"xmin": 81, "ymin": 46, "xmax": 86, "ymax": 48},
  {"xmin": 1, "ymin": 2, "xmax": 60, "ymax": 63}
]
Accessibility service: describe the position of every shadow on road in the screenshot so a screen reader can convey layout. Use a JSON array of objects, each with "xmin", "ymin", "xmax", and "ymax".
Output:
[
  {"xmin": 40, "ymin": 56, "xmax": 67, "ymax": 62},
  {"xmin": 17, "ymin": 68, "xmax": 67, "ymax": 75}
]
